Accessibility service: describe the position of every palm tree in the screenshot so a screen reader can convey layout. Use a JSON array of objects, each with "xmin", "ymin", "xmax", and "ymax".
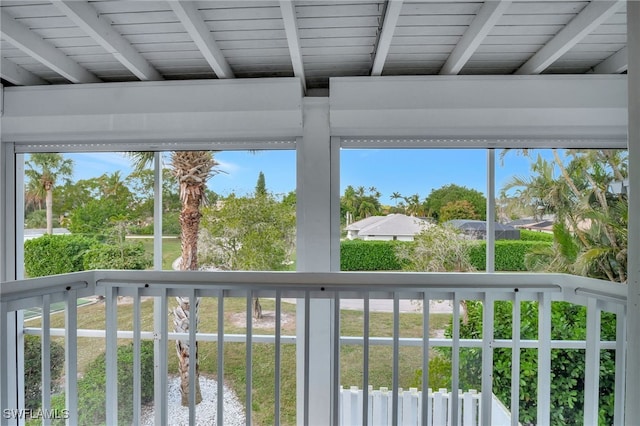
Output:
[
  {"xmin": 25, "ymin": 153, "xmax": 73, "ymax": 234},
  {"xmin": 390, "ymin": 192, "xmax": 403, "ymax": 207},
  {"xmin": 129, "ymin": 151, "xmax": 220, "ymax": 406},
  {"xmin": 404, "ymin": 193, "xmax": 424, "ymax": 217},
  {"xmin": 502, "ymin": 148, "xmax": 628, "ymax": 283}
]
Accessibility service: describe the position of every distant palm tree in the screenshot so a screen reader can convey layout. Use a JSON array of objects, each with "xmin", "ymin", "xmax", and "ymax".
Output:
[
  {"xmin": 391, "ymin": 192, "xmax": 403, "ymax": 207},
  {"xmin": 25, "ymin": 153, "xmax": 73, "ymax": 234},
  {"xmin": 404, "ymin": 193, "xmax": 424, "ymax": 217},
  {"xmin": 128, "ymin": 151, "xmax": 220, "ymax": 406}
]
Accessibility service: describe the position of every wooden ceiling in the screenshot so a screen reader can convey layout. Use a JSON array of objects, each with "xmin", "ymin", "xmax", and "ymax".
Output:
[{"xmin": 0, "ymin": 1, "xmax": 628, "ymax": 91}]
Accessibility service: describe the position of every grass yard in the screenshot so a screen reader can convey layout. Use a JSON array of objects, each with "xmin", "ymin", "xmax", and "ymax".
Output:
[
  {"xmin": 137, "ymin": 237, "xmax": 182, "ymax": 270},
  {"xmin": 25, "ymin": 298, "xmax": 451, "ymax": 426}
]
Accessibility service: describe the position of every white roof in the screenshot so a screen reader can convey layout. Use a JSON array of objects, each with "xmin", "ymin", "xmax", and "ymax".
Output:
[{"xmin": 347, "ymin": 214, "xmax": 432, "ymax": 237}]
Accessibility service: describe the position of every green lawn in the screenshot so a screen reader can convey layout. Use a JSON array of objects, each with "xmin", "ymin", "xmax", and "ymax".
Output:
[
  {"xmin": 26, "ymin": 299, "xmax": 451, "ymax": 426},
  {"xmin": 137, "ymin": 237, "xmax": 181, "ymax": 270}
]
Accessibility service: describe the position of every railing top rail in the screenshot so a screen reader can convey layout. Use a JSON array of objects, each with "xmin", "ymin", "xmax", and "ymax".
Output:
[{"xmin": 1, "ymin": 270, "xmax": 627, "ymax": 306}]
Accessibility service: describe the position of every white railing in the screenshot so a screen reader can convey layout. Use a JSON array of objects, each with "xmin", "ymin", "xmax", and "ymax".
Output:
[
  {"xmin": 0, "ymin": 271, "xmax": 628, "ymax": 426},
  {"xmin": 338, "ymin": 387, "xmax": 513, "ymax": 426}
]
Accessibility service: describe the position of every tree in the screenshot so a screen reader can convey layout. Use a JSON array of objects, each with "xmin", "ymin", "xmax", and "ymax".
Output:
[
  {"xmin": 424, "ymin": 184, "xmax": 486, "ymax": 222},
  {"xmin": 128, "ymin": 151, "xmax": 221, "ymax": 406},
  {"xmin": 340, "ymin": 185, "xmax": 382, "ymax": 224},
  {"xmin": 200, "ymin": 192, "xmax": 296, "ymax": 318},
  {"xmin": 66, "ymin": 173, "xmax": 137, "ymax": 235},
  {"xmin": 390, "ymin": 192, "xmax": 403, "ymax": 207},
  {"xmin": 25, "ymin": 153, "xmax": 73, "ymax": 234},
  {"xmin": 403, "ymin": 193, "xmax": 426, "ymax": 217},
  {"xmin": 255, "ymin": 171, "xmax": 267, "ymax": 197},
  {"xmin": 396, "ymin": 225, "xmax": 475, "ymax": 274},
  {"xmin": 501, "ymin": 149, "xmax": 628, "ymax": 283},
  {"xmin": 439, "ymin": 199, "xmax": 480, "ymax": 222}
]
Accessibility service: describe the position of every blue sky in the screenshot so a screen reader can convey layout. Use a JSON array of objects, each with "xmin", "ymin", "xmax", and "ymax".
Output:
[{"xmin": 61, "ymin": 149, "xmax": 544, "ymax": 205}]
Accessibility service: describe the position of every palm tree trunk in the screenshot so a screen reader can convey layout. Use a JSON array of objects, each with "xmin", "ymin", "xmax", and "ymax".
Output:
[
  {"xmin": 174, "ymin": 296, "xmax": 202, "ymax": 405},
  {"xmin": 175, "ymin": 188, "xmax": 203, "ymax": 406},
  {"xmin": 45, "ymin": 185, "xmax": 53, "ymax": 235},
  {"xmin": 253, "ymin": 297, "xmax": 263, "ymax": 320}
]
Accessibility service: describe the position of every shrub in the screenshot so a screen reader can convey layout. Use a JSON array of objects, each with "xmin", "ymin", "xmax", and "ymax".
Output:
[
  {"xmin": 51, "ymin": 341, "xmax": 155, "ymax": 425},
  {"xmin": 520, "ymin": 229, "xmax": 554, "ymax": 242},
  {"xmin": 340, "ymin": 240, "xmax": 404, "ymax": 271},
  {"xmin": 82, "ymin": 241, "xmax": 152, "ymax": 270},
  {"xmin": 162, "ymin": 212, "xmax": 182, "ymax": 235},
  {"xmin": 24, "ymin": 335, "xmax": 65, "ymax": 410},
  {"xmin": 24, "ymin": 234, "xmax": 96, "ymax": 277},
  {"xmin": 468, "ymin": 240, "xmax": 552, "ymax": 271},
  {"xmin": 447, "ymin": 301, "xmax": 616, "ymax": 425}
]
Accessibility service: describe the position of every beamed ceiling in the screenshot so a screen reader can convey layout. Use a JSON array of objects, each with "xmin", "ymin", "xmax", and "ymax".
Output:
[{"xmin": 0, "ymin": 0, "xmax": 628, "ymax": 92}]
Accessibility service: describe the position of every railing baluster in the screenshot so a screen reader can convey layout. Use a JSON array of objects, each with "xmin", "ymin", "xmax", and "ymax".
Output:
[
  {"xmin": 105, "ymin": 285, "xmax": 118, "ymax": 426},
  {"xmin": 481, "ymin": 293, "xmax": 494, "ymax": 426},
  {"xmin": 332, "ymin": 292, "xmax": 341, "ymax": 426},
  {"xmin": 132, "ymin": 288, "xmax": 141, "ymax": 425},
  {"xmin": 274, "ymin": 291, "xmax": 282, "ymax": 426},
  {"xmin": 154, "ymin": 289, "xmax": 168, "ymax": 426},
  {"xmin": 510, "ymin": 292, "xmax": 521, "ymax": 426},
  {"xmin": 0, "ymin": 302, "xmax": 14, "ymax": 424},
  {"xmin": 217, "ymin": 290, "xmax": 224, "ymax": 426},
  {"xmin": 421, "ymin": 292, "xmax": 430, "ymax": 426},
  {"xmin": 614, "ymin": 305, "xmax": 626, "ymax": 424},
  {"xmin": 245, "ymin": 291, "xmax": 253, "ymax": 426},
  {"xmin": 303, "ymin": 291, "xmax": 311, "ymax": 426},
  {"xmin": 584, "ymin": 297, "xmax": 601, "ymax": 425},
  {"xmin": 451, "ymin": 294, "xmax": 460, "ymax": 425},
  {"xmin": 41, "ymin": 294, "xmax": 51, "ymax": 426},
  {"xmin": 537, "ymin": 292, "xmax": 552, "ymax": 426},
  {"xmin": 188, "ymin": 289, "xmax": 197, "ymax": 426},
  {"xmin": 392, "ymin": 294, "xmax": 400, "ymax": 425},
  {"xmin": 363, "ymin": 295, "xmax": 370, "ymax": 426},
  {"xmin": 64, "ymin": 289, "xmax": 78, "ymax": 426}
]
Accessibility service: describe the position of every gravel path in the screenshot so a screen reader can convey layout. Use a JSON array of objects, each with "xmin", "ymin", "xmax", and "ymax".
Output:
[{"xmin": 140, "ymin": 375, "xmax": 245, "ymax": 426}]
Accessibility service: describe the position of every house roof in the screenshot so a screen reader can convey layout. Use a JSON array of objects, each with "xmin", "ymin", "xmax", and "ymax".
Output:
[
  {"xmin": 23, "ymin": 228, "xmax": 71, "ymax": 238},
  {"xmin": 446, "ymin": 220, "xmax": 517, "ymax": 232},
  {"xmin": 0, "ymin": 1, "xmax": 628, "ymax": 91},
  {"xmin": 348, "ymin": 214, "xmax": 432, "ymax": 236}
]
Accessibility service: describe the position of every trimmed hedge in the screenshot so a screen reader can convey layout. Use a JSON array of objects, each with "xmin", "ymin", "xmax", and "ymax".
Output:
[
  {"xmin": 340, "ymin": 239, "xmax": 552, "ymax": 272},
  {"xmin": 24, "ymin": 335, "xmax": 65, "ymax": 410},
  {"xmin": 468, "ymin": 240, "xmax": 552, "ymax": 271},
  {"xmin": 51, "ymin": 341, "xmax": 154, "ymax": 425},
  {"xmin": 340, "ymin": 240, "xmax": 404, "ymax": 271},
  {"xmin": 519, "ymin": 229, "xmax": 554, "ymax": 242},
  {"xmin": 83, "ymin": 242, "xmax": 152, "ymax": 270},
  {"xmin": 24, "ymin": 234, "xmax": 96, "ymax": 277}
]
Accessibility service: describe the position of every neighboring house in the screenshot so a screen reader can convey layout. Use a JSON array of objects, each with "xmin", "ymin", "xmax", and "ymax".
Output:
[
  {"xmin": 346, "ymin": 214, "xmax": 432, "ymax": 241},
  {"xmin": 508, "ymin": 216, "xmax": 555, "ymax": 233},
  {"xmin": 446, "ymin": 220, "xmax": 520, "ymax": 240},
  {"xmin": 23, "ymin": 228, "xmax": 71, "ymax": 241}
]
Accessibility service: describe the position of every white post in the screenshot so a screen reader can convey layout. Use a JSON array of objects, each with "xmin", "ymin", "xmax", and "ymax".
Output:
[
  {"xmin": 0, "ymin": 139, "xmax": 19, "ymax": 424},
  {"xmin": 153, "ymin": 152, "xmax": 168, "ymax": 424},
  {"xmin": 625, "ymin": 1, "xmax": 640, "ymax": 424},
  {"xmin": 486, "ymin": 149, "xmax": 495, "ymax": 273},
  {"xmin": 296, "ymin": 97, "xmax": 335, "ymax": 425}
]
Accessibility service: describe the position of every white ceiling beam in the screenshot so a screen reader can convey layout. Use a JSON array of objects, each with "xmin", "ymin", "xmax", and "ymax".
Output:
[
  {"xmin": 516, "ymin": 0, "xmax": 624, "ymax": 75},
  {"xmin": 440, "ymin": 1, "xmax": 511, "ymax": 75},
  {"xmin": 0, "ymin": 12, "xmax": 100, "ymax": 84},
  {"xmin": 1, "ymin": 58, "xmax": 48, "ymax": 86},
  {"xmin": 371, "ymin": 0, "xmax": 403, "ymax": 76},
  {"xmin": 330, "ymin": 75, "xmax": 628, "ymax": 144},
  {"xmin": 279, "ymin": 0, "xmax": 307, "ymax": 93},
  {"xmin": 52, "ymin": 0, "xmax": 163, "ymax": 81},
  {"xmin": 592, "ymin": 47, "xmax": 628, "ymax": 74},
  {"xmin": 1, "ymin": 79, "xmax": 303, "ymax": 143},
  {"xmin": 168, "ymin": 0, "xmax": 234, "ymax": 79}
]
